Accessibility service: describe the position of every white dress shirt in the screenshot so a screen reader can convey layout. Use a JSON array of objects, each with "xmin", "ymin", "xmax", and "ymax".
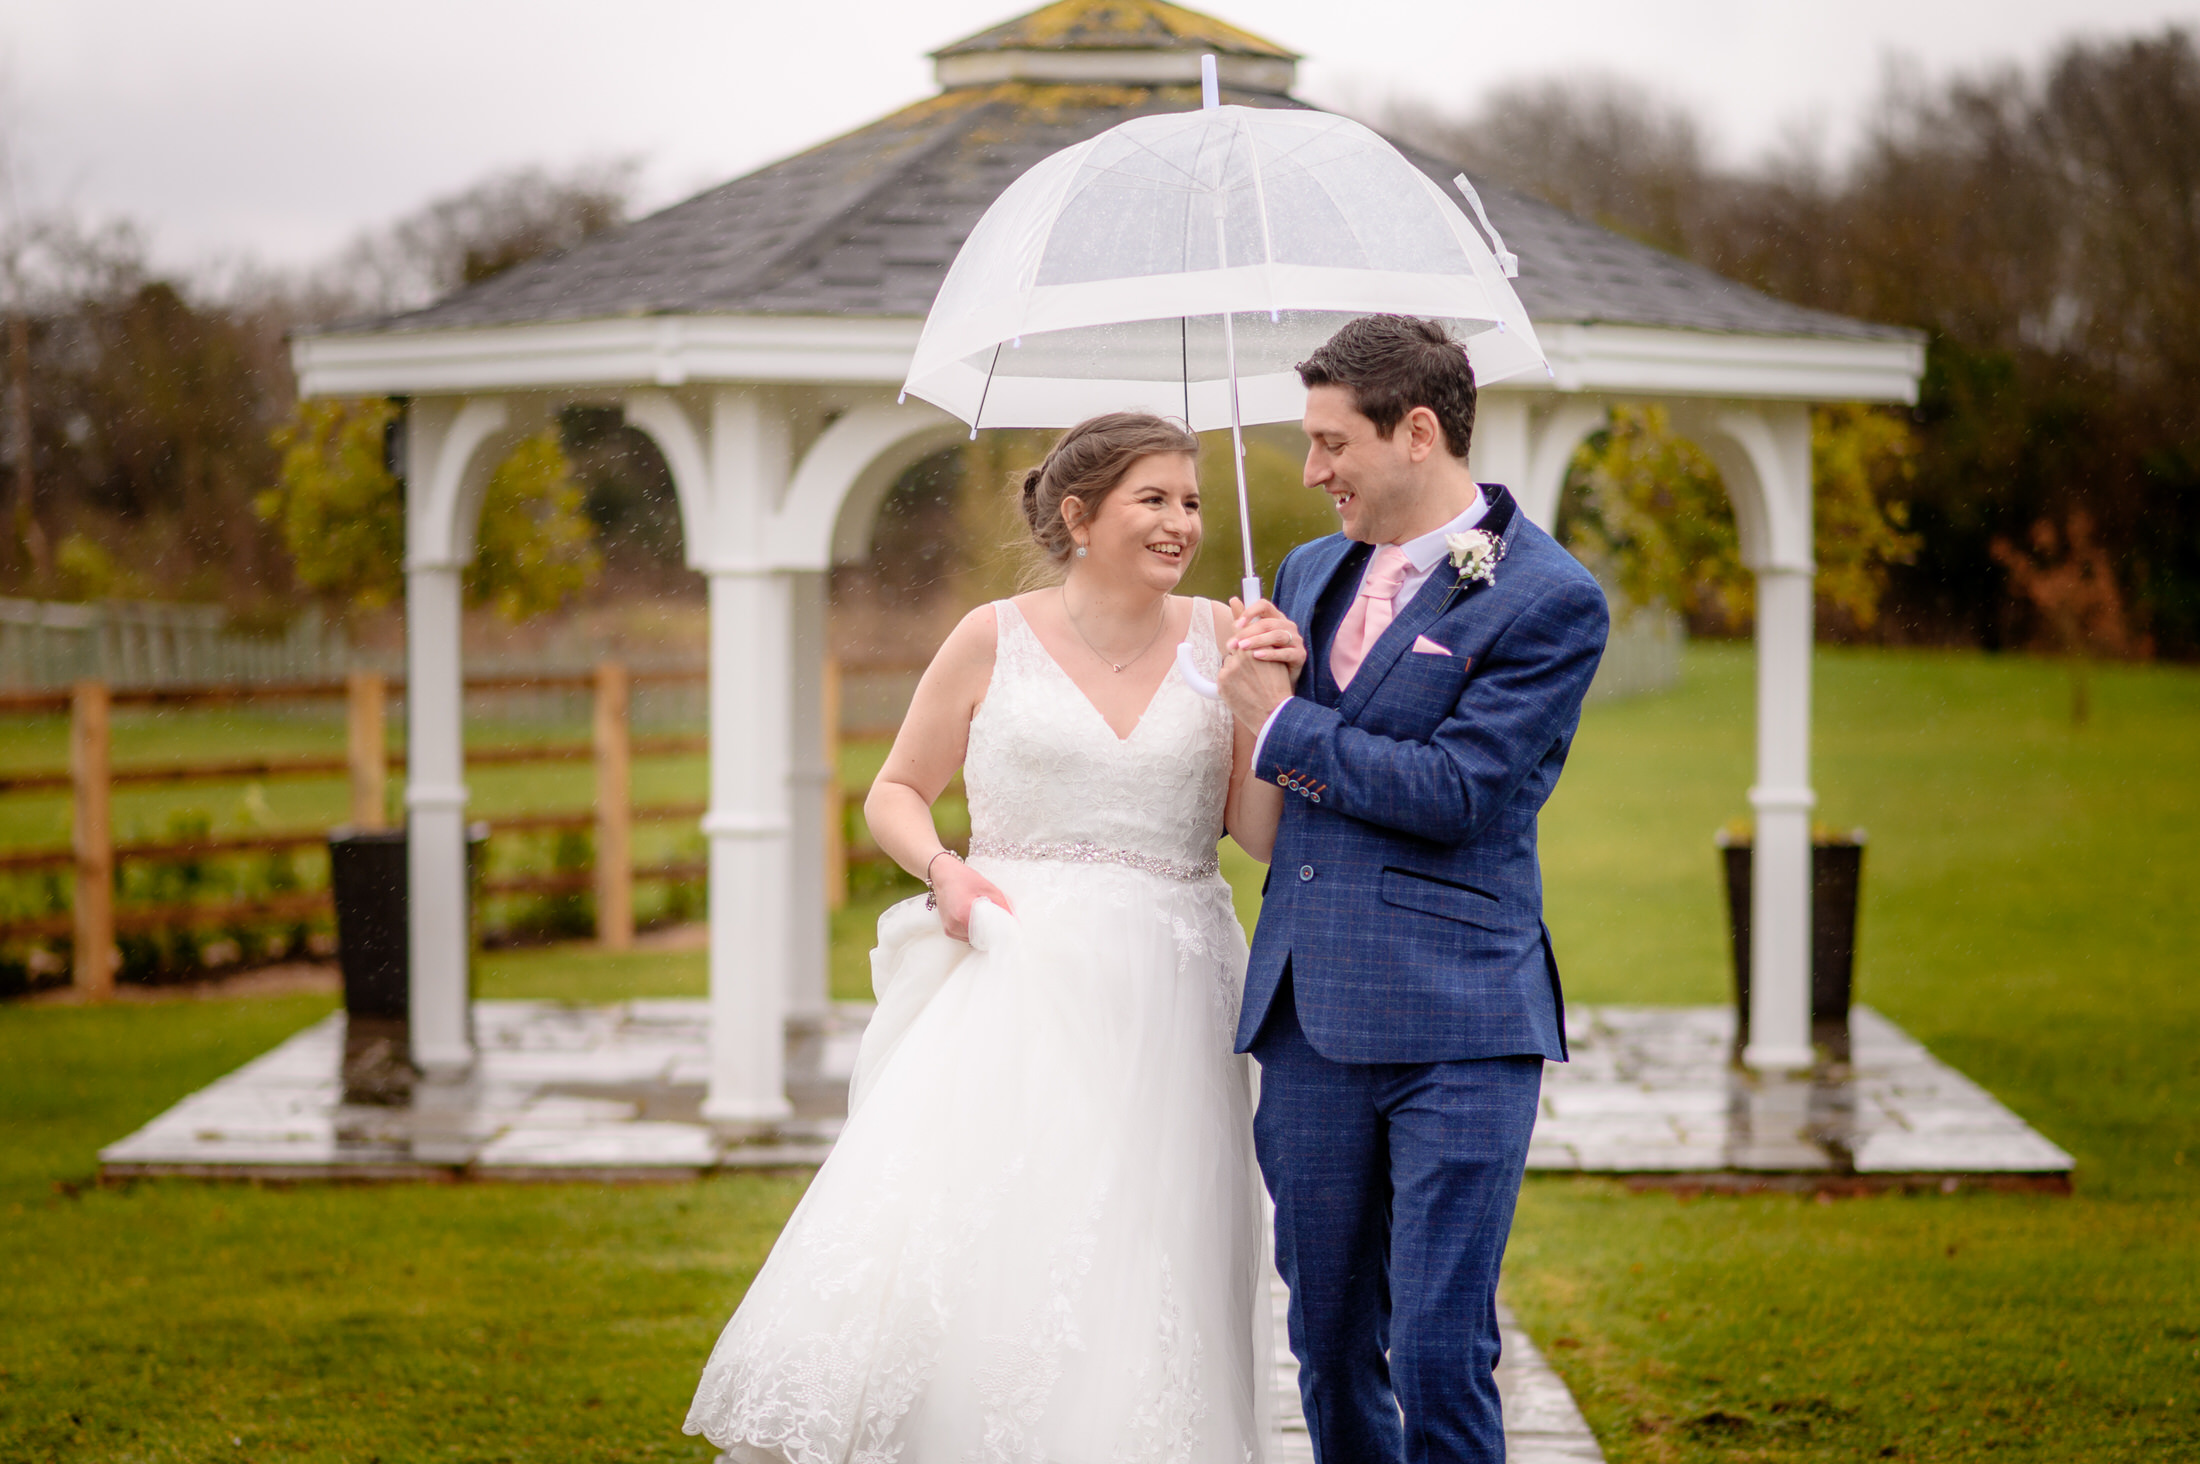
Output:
[{"xmin": 1250, "ymin": 488, "xmax": 1490, "ymax": 766}]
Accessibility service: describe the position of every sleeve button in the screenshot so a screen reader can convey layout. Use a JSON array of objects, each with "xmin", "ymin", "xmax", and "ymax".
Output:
[{"xmin": 1299, "ymin": 864, "xmax": 1315, "ymax": 882}]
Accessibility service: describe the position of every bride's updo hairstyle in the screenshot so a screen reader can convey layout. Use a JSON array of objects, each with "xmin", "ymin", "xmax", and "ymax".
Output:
[{"xmin": 1019, "ymin": 412, "xmax": 1199, "ymax": 567}]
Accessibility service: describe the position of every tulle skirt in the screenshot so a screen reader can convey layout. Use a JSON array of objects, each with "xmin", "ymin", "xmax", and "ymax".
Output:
[{"xmin": 685, "ymin": 855, "xmax": 1270, "ymax": 1464}]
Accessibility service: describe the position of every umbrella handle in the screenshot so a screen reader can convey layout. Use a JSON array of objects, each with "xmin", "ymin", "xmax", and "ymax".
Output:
[
  {"xmin": 1176, "ymin": 641, "xmax": 1219, "ymax": 699},
  {"xmin": 1176, "ymin": 573, "xmax": 1263, "ymax": 700}
]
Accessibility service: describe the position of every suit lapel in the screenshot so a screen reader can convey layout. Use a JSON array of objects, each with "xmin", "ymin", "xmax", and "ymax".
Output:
[{"xmin": 1336, "ymin": 485, "xmax": 1522, "ymax": 722}]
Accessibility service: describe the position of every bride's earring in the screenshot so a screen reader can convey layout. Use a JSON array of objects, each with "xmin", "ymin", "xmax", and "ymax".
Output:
[{"xmin": 1074, "ymin": 545, "xmax": 1088, "ymax": 558}]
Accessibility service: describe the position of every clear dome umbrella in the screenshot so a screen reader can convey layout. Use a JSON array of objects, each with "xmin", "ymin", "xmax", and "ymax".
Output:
[{"xmin": 902, "ymin": 57, "xmax": 1548, "ymax": 693}]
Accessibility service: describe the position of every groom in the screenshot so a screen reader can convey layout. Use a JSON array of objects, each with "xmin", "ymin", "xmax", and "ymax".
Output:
[{"xmin": 1219, "ymin": 315, "xmax": 1608, "ymax": 1462}]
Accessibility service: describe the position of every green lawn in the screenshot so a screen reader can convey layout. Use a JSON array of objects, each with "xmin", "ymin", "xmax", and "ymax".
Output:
[
  {"xmin": 2, "ymin": 645, "xmax": 2196, "ymax": 1461},
  {"xmin": 1515, "ymin": 645, "xmax": 2199, "ymax": 1462}
]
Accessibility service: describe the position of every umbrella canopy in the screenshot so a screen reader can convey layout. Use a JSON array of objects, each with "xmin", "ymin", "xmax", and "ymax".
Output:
[{"xmin": 902, "ymin": 101, "xmax": 1546, "ymax": 432}]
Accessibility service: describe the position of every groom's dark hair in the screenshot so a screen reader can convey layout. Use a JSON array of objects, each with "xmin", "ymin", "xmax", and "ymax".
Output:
[{"xmin": 1297, "ymin": 315, "xmax": 1477, "ymax": 459}]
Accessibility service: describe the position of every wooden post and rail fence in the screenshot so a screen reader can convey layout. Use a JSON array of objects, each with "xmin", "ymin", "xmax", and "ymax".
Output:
[{"xmin": 0, "ymin": 659, "xmax": 924, "ymax": 999}]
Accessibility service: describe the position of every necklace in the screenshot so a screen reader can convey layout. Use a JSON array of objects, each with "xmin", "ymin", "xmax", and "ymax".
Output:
[{"xmin": 1062, "ymin": 590, "xmax": 1169, "ymax": 673}]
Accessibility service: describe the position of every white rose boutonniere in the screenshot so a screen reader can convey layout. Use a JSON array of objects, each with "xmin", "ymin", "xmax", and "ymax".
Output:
[{"xmin": 1438, "ymin": 528, "xmax": 1506, "ymax": 611}]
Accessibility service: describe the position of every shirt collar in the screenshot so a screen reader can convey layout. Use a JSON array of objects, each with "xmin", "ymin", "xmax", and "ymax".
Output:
[{"xmin": 1395, "ymin": 487, "xmax": 1490, "ymax": 574}]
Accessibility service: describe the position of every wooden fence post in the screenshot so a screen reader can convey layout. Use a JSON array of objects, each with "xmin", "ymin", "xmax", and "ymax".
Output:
[
  {"xmin": 594, "ymin": 660, "xmax": 633, "ymax": 949},
  {"xmin": 823, "ymin": 655, "xmax": 847, "ymax": 911},
  {"xmin": 347, "ymin": 670, "xmax": 387, "ymax": 830},
  {"xmin": 70, "ymin": 678, "xmax": 114, "ymax": 997}
]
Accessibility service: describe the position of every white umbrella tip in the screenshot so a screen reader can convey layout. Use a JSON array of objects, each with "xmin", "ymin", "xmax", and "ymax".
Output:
[{"xmin": 1201, "ymin": 54, "xmax": 1219, "ymax": 109}]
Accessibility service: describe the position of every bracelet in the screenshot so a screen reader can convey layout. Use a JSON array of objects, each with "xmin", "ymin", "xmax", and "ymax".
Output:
[{"xmin": 923, "ymin": 849, "xmax": 962, "ymax": 909}]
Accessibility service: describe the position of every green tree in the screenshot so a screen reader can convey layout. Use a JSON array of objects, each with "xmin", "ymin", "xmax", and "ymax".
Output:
[
  {"xmin": 467, "ymin": 430, "xmax": 601, "ymax": 621},
  {"xmin": 260, "ymin": 397, "xmax": 405, "ymax": 613},
  {"xmin": 258, "ymin": 397, "xmax": 600, "ymax": 620},
  {"xmin": 1560, "ymin": 404, "xmax": 1918, "ymax": 635},
  {"xmin": 1812, "ymin": 403, "xmax": 1923, "ymax": 632}
]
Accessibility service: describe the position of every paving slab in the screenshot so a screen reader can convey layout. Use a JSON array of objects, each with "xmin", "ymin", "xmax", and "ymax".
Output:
[{"xmin": 1532, "ymin": 1005, "xmax": 2073, "ymax": 1181}]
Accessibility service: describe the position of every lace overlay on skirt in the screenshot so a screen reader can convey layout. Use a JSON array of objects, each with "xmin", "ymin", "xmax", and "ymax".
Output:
[{"xmin": 685, "ymin": 597, "xmax": 1267, "ymax": 1464}]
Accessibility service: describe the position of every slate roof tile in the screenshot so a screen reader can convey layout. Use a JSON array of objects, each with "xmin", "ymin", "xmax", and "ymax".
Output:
[{"xmin": 336, "ymin": 81, "xmax": 1911, "ymax": 346}]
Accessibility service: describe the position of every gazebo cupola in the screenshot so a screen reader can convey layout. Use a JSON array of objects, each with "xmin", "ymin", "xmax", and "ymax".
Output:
[
  {"xmin": 932, "ymin": 0, "xmax": 1299, "ymax": 92},
  {"xmin": 292, "ymin": 0, "xmax": 1922, "ymax": 1122}
]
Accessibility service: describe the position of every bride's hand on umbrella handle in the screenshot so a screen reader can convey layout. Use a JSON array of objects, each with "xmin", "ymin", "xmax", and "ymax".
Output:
[
  {"xmin": 931, "ymin": 857, "xmax": 1014, "ymax": 943},
  {"xmin": 1228, "ymin": 597, "xmax": 1307, "ymax": 676}
]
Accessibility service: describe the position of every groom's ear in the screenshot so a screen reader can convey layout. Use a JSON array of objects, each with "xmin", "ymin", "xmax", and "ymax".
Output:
[{"xmin": 1403, "ymin": 406, "xmax": 1444, "ymax": 464}]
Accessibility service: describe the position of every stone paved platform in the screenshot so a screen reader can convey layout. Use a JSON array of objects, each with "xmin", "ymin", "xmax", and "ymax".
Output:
[
  {"xmin": 100, "ymin": 1000, "xmax": 864, "ymax": 1179},
  {"xmin": 1535, "ymin": 1005, "xmax": 2074, "ymax": 1185},
  {"xmin": 101, "ymin": 1001, "xmax": 2072, "ymax": 1186}
]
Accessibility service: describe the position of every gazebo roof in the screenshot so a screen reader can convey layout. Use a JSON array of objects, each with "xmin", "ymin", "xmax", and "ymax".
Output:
[{"xmin": 326, "ymin": 0, "xmax": 1913, "ymax": 357}]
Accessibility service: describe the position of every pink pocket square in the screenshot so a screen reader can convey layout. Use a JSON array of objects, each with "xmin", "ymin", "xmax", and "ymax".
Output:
[{"xmin": 1411, "ymin": 635, "xmax": 1452, "ymax": 656}]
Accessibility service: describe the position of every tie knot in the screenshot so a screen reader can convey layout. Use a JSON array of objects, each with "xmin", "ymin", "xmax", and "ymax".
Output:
[{"xmin": 1364, "ymin": 545, "xmax": 1411, "ymax": 599}]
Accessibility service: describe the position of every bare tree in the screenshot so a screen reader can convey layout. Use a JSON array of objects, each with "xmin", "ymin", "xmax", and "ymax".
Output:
[
  {"xmin": 320, "ymin": 160, "xmax": 640, "ymax": 318},
  {"xmin": 1384, "ymin": 74, "xmax": 1714, "ymax": 256}
]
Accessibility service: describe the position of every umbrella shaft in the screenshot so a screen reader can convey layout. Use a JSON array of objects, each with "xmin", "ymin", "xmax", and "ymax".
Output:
[{"xmin": 1220, "ymin": 308, "xmax": 1257, "ymax": 589}]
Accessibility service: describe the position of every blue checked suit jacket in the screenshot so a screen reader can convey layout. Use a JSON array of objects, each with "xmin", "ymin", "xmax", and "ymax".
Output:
[{"xmin": 1236, "ymin": 483, "xmax": 1609, "ymax": 1064}]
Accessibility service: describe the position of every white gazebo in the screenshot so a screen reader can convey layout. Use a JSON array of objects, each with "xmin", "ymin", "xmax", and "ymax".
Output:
[{"xmin": 292, "ymin": 0, "xmax": 1923, "ymax": 1118}]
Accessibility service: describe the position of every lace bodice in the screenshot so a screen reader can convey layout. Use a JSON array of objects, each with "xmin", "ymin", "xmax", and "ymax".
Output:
[{"xmin": 965, "ymin": 597, "xmax": 1232, "ymax": 876}]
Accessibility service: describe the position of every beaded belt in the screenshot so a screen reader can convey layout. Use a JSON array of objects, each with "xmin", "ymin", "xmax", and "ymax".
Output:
[{"xmin": 969, "ymin": 836, "xmax": 1219, "ymax": 883}]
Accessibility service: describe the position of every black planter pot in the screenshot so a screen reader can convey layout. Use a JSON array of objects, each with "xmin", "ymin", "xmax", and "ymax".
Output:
[
  {"xmin": 326, "ymin": 823, "xmax": 489, "ymax": 1101},
  {"xmin": 1718, "ymin": 832, "xmax": 1866, "ymax": 1063},
  {"xmin": 328, "ymin": 827, "xmax": 412, "ymax": 1103}
]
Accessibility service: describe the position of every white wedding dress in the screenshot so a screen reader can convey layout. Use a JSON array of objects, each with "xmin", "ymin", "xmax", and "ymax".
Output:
[{"xmin": 686, "ymin": 597, "xmax": 1269, "ymax": 1464}]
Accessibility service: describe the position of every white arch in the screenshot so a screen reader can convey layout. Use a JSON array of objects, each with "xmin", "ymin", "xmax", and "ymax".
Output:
[
  {"xmin": 770, "ymin": 401, "xmax": 967, "ymax": 571},
  {"xmin": 621, "ymin": 389, "xmax": 716, "ymax": 569},
  {"xmin": 1523, "ymin": 399, "xmax": 1610, "ymax": 532},
  {"xmin": 1465, "ymin": 393, "xmax": 1608, "ymax": 533},
  {"xmin": 407, "ymin": 396, "xmax": 524, "ymax": 569},
  {"xmin": 1671, "ymin": 402, "xmax": 1814, "ymax": 574}
]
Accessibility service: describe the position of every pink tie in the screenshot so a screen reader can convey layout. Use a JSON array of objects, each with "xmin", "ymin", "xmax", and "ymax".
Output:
[{"xmin": 1330, "ymin": 544, "xmax": 1410, "ymax": 691}]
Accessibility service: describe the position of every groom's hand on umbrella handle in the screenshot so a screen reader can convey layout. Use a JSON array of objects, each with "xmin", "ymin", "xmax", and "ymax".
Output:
[{"xmin": 1221, "ymin": 597, "xmax": 1302, "ymax": 728}]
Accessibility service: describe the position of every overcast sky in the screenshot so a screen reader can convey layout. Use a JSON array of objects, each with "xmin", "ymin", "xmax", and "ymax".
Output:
[{"xmin": 4, "ymin": 0, "xmax": 2195, "ymax": 277}]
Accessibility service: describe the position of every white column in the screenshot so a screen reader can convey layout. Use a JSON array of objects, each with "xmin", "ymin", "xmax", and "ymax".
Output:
[
  {"xmin": 1672, "ymin": 401, "xmax": 1817, "ymax": 1072},
  {"xmin": 404, "ymin": 563, "xmax": 473, "ymax": 1075},
  {"xmin": 399, "ymin": 394, "xmax": 515, "ymax": 1079},
  {"xmin": 785, "ymin": 569, "xmax": 832, "ymax": 1025},
  {"xmin": 1745, "ymin": 566, "xmax": 1817, "ymax": 1072},
  {"xmin": 702, "ymin": 568, "xmax": 797, "ymax": 1124},
  {"xmin": 1466, "ymin": 392, "xmax": 1530, "ymax": 500}
]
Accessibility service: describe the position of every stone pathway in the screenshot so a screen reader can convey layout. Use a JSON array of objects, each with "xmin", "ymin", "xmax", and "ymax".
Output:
[{"xmin": 1263, "ymin": 1262, "xmax": 1603, "ymax": 1463}]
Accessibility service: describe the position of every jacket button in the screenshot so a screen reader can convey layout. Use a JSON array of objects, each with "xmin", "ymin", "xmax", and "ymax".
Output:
[{"xmin": 1299, "ymin": 864, "xmax": 1314, "ymax": 882}]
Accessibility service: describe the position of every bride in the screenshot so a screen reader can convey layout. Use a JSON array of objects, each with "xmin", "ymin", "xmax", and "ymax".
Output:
[{"xmin": 685, "ymin": 412, "xmax": 1300, "ymax": 1463}]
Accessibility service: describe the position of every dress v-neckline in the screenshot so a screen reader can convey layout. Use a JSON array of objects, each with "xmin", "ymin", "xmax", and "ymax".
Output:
[{"xmin": 1011, "ymin": 597, "xmax": 1197, "ymax": 745}]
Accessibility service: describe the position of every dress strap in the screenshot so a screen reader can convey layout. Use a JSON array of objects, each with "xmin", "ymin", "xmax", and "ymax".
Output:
[
  {"xmin": 1185, "ymin": 596, "xmax": 1222, "ymax": 679},
  {"xmin": 988, "ymin": 597, "xmax": 1045, "ymax": 680}
]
